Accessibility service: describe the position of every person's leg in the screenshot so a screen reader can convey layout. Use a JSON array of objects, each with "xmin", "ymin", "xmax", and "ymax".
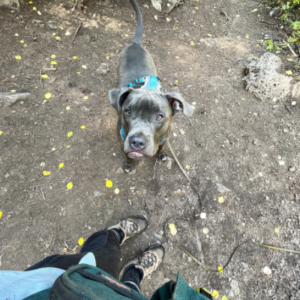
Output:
[
  {"xmin": 120, "ymin": 244, "xmax": 165, "ymax": 293},
  {"xmin": 26, "ymin": 216, "xmax": 148, "ymax": 280}
]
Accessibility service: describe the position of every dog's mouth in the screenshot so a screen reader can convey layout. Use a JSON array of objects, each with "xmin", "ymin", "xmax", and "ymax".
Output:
[{"xmin": 128, "ymin": 152, "xmax": 144, "ymax": 159}]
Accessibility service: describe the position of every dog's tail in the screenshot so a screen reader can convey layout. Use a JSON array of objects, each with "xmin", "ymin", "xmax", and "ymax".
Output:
[{"xmin": 129, "ymin": 0, "xmax": 143, "ymax": 44}]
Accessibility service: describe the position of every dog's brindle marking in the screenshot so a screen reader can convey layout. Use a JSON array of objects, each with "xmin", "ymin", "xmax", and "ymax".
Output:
[{"xmin": 109, "ymin": 0, "xmax": 194, "ymax": 173}]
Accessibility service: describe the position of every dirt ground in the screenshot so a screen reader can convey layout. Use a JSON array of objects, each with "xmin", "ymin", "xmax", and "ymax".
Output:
[{"xmin": 1, "ymin": 0, "xmax": 300, "ymax": 299}]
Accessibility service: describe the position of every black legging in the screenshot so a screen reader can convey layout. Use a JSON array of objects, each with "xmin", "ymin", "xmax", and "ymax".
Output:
[{"xmin": 25, "ymin": 230, "xmax": 142, "ymax": 291}]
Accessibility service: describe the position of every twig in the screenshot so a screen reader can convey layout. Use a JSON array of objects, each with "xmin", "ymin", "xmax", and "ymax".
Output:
[
  {"xmin": 72, "ymin": 22, "xmax": 82, "ymax": 44},
  {"xmin": 42, "ymin": 67, "xmax": 57, "ymax": 72},
  {"xmin": 152, "ymin": 158, "xmax": 158, "ymax": 180},
  {"xmin": 40, "ymin": 68, "xmax": 44, "ymax": 89},
  {"xmin": 220, "ymin": 11, "xmax": 230, "ymax": 21},
  {"xmin": 286, "ymin": 43, "xmax": 298, "ymax": 57},
  {"xmin": 40, "ymin": 187, "xmax": 46, "ymax": 200}
]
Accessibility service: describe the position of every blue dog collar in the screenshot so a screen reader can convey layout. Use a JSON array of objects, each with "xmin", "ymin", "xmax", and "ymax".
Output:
[
  {"xmin": 129, "ymin": 76, "xmax": 163, "ymax": 92},
  {"xmin": 121, "ymin": 125, "xmax": 166, "ymax": 145}
]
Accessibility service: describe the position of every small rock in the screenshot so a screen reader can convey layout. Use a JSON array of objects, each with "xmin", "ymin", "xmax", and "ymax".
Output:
[
  {"xmin": 115, "ymin": 167, "xmax": 124, "ymax": 174},
  {"xmin": 46, "ymin": 21, "xmax": 58, "ymax": 30},
  {"xmin": 289, "ymin": 166, "xmax": 295, "ymax": 172},
  {"xmin": 92, "ymin": 53, "xmax": 99, "ymax": 59},
  {"xmin": 94, "ymin": 191, "xmax": 100, "ymax": 197},
  {"xmin": 0, "ymin": 92, "xmax": 30, "ymax": 107},
  {"xmin": 230, "ymin": 279, "xmax": 240, "ymax": 296},
  {"xmin": 81, "ymin": 106, "xmax": 90, "ymax": 112},
  {"xmin": 241, "ymin": 262, "xmax": 248, "ymax": 268},
  {"xmin": 166, "ymin": 157, "xmax": 173, "ymax": 170},
  {"xmin": 216, "ymin": 183, "xmax": 231, "ymax": 193},
  {"xmin": 179, "ymin": 129, "xmax": 185, "ymax": 135},
  {"xmin": 4, "ymin": 173, "xmax": 10, "ymax": 179},
  {"xmin": 283, "ymin": 128, "xmax": 289, "ymax": 133},
  {"xmin": 291, "ymin": 101, "xmax": 296, "ymax": 106},
  {"xmin": 95, "ymin": 63, "xmax": 109, "ymax": 76}
]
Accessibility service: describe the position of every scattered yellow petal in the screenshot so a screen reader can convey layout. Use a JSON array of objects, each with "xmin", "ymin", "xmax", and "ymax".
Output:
[
  {"xmin": 15, "ymin": 33, "xmax": 19, "ymax": 36},
  {"xmin": 258, "ymin": 14, "xmax": 260, "ymax": 17},
  {"xmin": 0, "ymin": 211, "xmax": 2, "ymax": 219},
  {"xmin": 43, "ymin": 170, "xmax": 51, "ymax": 176},
  {"xmin": 218, "ymin": 266, "xmax": 223, "ymax": 273},
  {"xmin": 51, "ymin": 54, "xmax": 56, "ymax": 58},
  {"xmin": 242, "ymin": 98, "xmax": 245, "ymax": 101},
  {"xmin": 275, "ymin": 227, "xmax": 279, "ymax": 234},
  {"xmin": 67, "ymin": 131, "xmax": 73, "ymax": 137},
  {"xmin": 52, "ymin": 33, "xmax": 56, "ymax": 36},
  {"xmin": 24, "ymin": 44, "xmax": 27, "ymax": 47},
  {"xmin": 213, "ymin": 23, "xmax": 216, "ymax": 26},
  {"xmin": 78, "ymin": 237, "xmax": 84, "ymax": 246},
  {"xmin": 175, "ymin": 80, "xmax": 178, "ymax": 83},
  {"xmin": 73, "ymin": 56, "xmax": 77, "ymax": 60},
  {"xmin": 72, "ymin": 246, "xmax": 77, "ymax": 254},
  {"xmin": 106, "ymin": 180, "xmax": 113, "ymax": 188},
  {"xmin": 190, "ymin": 42, "xmax": 195, "ymax": 46},
  {"xmin": 222, "ymin": 296, "xmax": 228, "ymax": 300},
  {"xmin": 40, "ymin": 162, "xmax": 45, "ymax": 167},
  {"xmin": 41, "ymin": 74, "xmax": 48, "ymax": 79},
  {"xmin": 176, "ymin": 56, "xmax": 179, "ymax": 59},
  {"xmin": 207, "ymin": 33, "xmax": 211, "ymax": 37},
  {"xmin": 37, "ymin": 11, "xmax": 42, "ymax": 15},
  {"xmin": 20, "ymin": 40, "xmax": 24, "ymax": 43},
  {"xmin": 253, "ymin": 112, "xmax": 258, "ymax": 116},
  {"xmin": 44, "ymin": 93, "xmax": 52, "ymax": 99},
  {"xmin": 237, "ymin": 36, "xmax": 241, "ymax": 39},
  {"xmin": 286, "ymin": 70, "xmax": 293, "ymax": 75},
  {"xmin": 218, "ymin": 196, "xmax": 225, "ymax": 203},
  {"xmin": 195, "ymin": 7, "xmax": 198, "ymax": 9},
  {"xmin": 0, "ymin": 131, "xmax": 3, "ymax": 135},
  {"xmin": 287, "ymin": 58, "xmax": 293, "ymax": 62},
  {"xmin": 169, "ymin": 223, "xmax": 177, "ymax": 236},
  {"xmin": 83, "ymin": 96, "xmax": 88, "ymax": 100},
  {"xmin": 114, "ymin": 188, "xmax": 120, "ymax": 194},
  {"xmin": 82, "ymin": 65, "xmax": 87, "ymax": 69},
  {"xmin": 66, "ymin": 145, "xmax": 70, "ymax": 148},
  {"xmin": 59, "ymin": 163, "xmax": 64, "ymax": 169},
  {"xmin": 212, "ymin": 290, "xmax": 219, "ymax": 299},
  {"xmin": 55, "ymin": 36, "xmax": 61, "ymax": 40},
  {"xmin": 245, "ymin": 34, "xmax": 249, "ymax": 39},
  {"xmin": 81, "ymin": 125, "xmax": 86, "ymax": 129},
  {"xmin": 294, "ymin": 137, "xmax": 297, "ymax": 140},
  {"xmin": 15, "ymin": 55, "xmax": 22, "ymax": 60},
  {"xmin": 29, "ymin": 1, "xmax": 33, "ymax": 3},
  {"xmin": 106, "ymin": 56, "xmax": 109, "ymax": 60},
  {"xmin": 66, "ymin": 106, "xmax": 70, "ymax": 110},
  {"xmin": 63, "ymin": 247, "xmax": 68, "ymax": 254},
  {"xmin": 33, "ymin": 6, "xmax": 36, "ymax": 10},
  {"xmin": 51, "ymin": 147, "xmax": 56, "ymax": 151},
  {"xmin": 203, "ymin": 228, "xmax": 209, "ymax": 234},
  {"xmin": 11, "ymin": 75, "xmax": 15, "ymax": 78},
  {"xmin": 186, "ymin": 165, "xmax": 190, "ymax": 170},
  {"xmin": 76, "ymin": 72, "xmax": 81, "ymax": 75},
  {"xmin": 66, "ymin": 182, "xmax": 73, "ymax": 189},
  {"xmin": 51, "ymin": 61, "xmax": 57, "ymax": 65},
  {"xmin": 11, "ymin": 90, "xmax": 16, "ymax": 93}
]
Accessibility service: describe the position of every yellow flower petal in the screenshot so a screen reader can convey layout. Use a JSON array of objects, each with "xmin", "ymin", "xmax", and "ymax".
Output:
[
  {"xmin": 51, "ymin": 54, "xmax": 56, "ymax": 58},
  {"xmin": 195, "ymin": 7, "xmax": 198, "ymax": 9},
  {"xmin": 78, "ymin": 237, "xmax": 84, "ymax": 246},
  {"xmin": 115, "ymin": 188, "xmax": 120, "ymax": 194},
  {"xmin": 186, "ymin": 165, "xmax": 190, "ymax": 170},
  {"xmin": 66, "ymin": 182, "xmax": 73, "ymax": 189},
  {"xmin": 33, "ymin": 7, "xmax": 36, "ymax": 10},
  {"xmin": 37, "ymin": 11, "xmax": 42, "ymax": 15},
  {"xmin": 15, "ymin": 33, "xmax": 19, "ymax": 36},
  {"xmin": 73, "ymin": 56, "xmax": 77, "ymax": 60},
  {"xmin": 0, "ymin": 131, "xmax": 3, "ymax": 135},
  {"xmin": 29, "ymin": 1, "xmax": 33, "ymax": 3},
  {"xmin": 67, "ymin": 131, "xmax": 73, "ymax": 137},
  {"xmin": 76, "ymin": 72, "xmax": 81, "ymax": 75},
  {"xmin": 275, "ymin": 227, "xmax": 279, "ymax": 234},
  {"xmin": 169, "ymin": 223, "xmax": 177, "ymax": 236},
  {"xmin": 0, "ymin": 211, "xmax": 2, "ymax": 218},
  {"xmin": 20, "ymin": 40, "xmax": 24, "ymax": 43},
  {"xmin": 55, "ymin": 36, "xmax": 61, "ymax": 40},
  {"xmin": 44, "ymin": 93, "xmax": 52, "ymax": 99},
  {"xmin": 59, "ymin": 163, "xmax": 64, "ymax": 169},
  {"xmin": 82, "ymin": 65, "xmax": 87, "ymax": 69},
  {"xmin": 106, "ymin": 56, "xmax": 109, "ymax": 60},
  {"xmin": 66, "ymin": 145, "xmax": 70, "ymax": 148},
  {"xmin": 245, "ymin": 34, "xmax": 249, "ymax": 39},
  {"xmin": 52, "ymin": 147, "xmax": 56, "ymax": 151},
  {"xmin": 175, "ymin": 80, "xmax": 178, "ymax": 83},
  {"xmin": 203, "ymin": 228, "xmax": 209, "ymax": 234},
  {"xmin": 190, "ymin": 42, "xmax": 195, "ymax": 46},
  {"xmin": 218, "ymin": 196, "xmax": 225, "ymax": 203},
  {"xmin": 106, "ymin": 180, "xmax": 113, "ymax": 188},
  {"xmin": 218, "ymin": 266, "xmax": 223, "ymax": 273},
  {"xmin": 11, "ymin": 90, "xmax": 16, "ymax": 93},
  {"xmin": 287, "ymin": 58, "xmax": 293, "ymax": 62},
  {"xmin": 207, "ymin": 33, "xmax": 211, "ymax": 37},
  {"xmin": 15, "ymin": 55, "xmax": 22, "ymax": 60},
  {"xmin": 81, "ymin": 125, "xmax": 85, "ymax": 129},
  {"xmin": 41, "ymin": 74, "xmax": 48, "ymax": 79},
  {"xmin": 286, "ymin": 70, "xmax": 293, "ymax": 75},
  {"xmin": 83, "ymin": 96, "xmax": 88, "ymax": 100},
  {"xmin": 43, "ymin": 170, "xmax": 51, "ymax": 176},
  {"xmin": 222, "ymin": 296, "xmax": 228, "ymax": 300},
  {"xmin": 66, "ymin": 106, "xmax": 70, "ymax": 110},
  {"xmin": 253, "ymin": 112, "xmax": 257, "ymax": 116},
  {"xmin": 212, "ymin": 290, "xmax": 219, "ymax": 299},
  {"xmin": 242, "ymin": 98, "xmax": 245, "ymax": 101},
  {"xmin": 51, "ymin": 61, "xmax": 57, "ymax": 65}
]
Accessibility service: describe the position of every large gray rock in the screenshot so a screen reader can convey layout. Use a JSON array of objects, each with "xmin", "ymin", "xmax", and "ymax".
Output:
[
  {"xmin": 0, "ymin": 0, "xmax": 19, "ymax": 10},
  {"xmin": 0, "ymin": 92, "xmax": 30, "ymax": 107},
  {"xmin": 243, "ymin": 53, "xmax": 292, "ymax": 101}
]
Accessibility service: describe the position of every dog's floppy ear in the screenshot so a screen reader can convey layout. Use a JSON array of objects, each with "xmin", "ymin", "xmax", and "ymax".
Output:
[
  {"xmin": 165, "ymin": 92, "xmax": 195, "ymax": 117},
  {"xmin": 109, "ymin": 87, "xmax": 133, "ymax": 111}
]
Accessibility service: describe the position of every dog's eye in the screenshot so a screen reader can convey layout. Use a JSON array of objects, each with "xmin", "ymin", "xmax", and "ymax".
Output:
[
  {"xmin": 156, "ymin": 114, "xmax": 163, "ymax": 121},
  {"xmin": 125, "ymin": 109, "xmax": 131, "ymax": 116}
]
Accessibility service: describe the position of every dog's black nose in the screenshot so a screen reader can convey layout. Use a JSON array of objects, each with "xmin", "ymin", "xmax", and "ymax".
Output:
[{"xmin": 129, "ymin": 135, "xmax": 146, "ymax": 151}]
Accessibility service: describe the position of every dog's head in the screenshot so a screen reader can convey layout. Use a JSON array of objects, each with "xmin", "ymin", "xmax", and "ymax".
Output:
[{"xmin": 109, "ymin": 87, "xmax": 194, "ymax": 159}]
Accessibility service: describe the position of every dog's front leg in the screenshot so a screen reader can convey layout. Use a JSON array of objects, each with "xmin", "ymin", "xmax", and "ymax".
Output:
[
  {"xmin": 157, "ymin": 145, "xmax": 167, "ymax": 162},
  {"xmin": 124, "ymin": 156, "xmax": 135, "ymax": 173}
]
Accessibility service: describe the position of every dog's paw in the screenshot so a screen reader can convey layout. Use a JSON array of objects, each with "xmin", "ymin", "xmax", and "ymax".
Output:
[
  {"xmin": 159, "ymin": 153, "xmax": 167, "ymax": 162},
  {"xmin": 123, "ymin": 164, "xmax": 133, "ymax": 173}
]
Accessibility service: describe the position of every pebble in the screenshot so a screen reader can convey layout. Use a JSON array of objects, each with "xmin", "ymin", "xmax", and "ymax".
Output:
[
  {"xmin": 283, "ymin": 128, "xmax": 288, "ymax": 133},
  {"xmin": 94, "ymin": 191, "xmax": 101, "ymax": 197},
  {"xmin": 291, "ymin": 101, "xmax": 296, "ymax": 106},
  {"xmin": 279, "ymin": 160, "xmax": 285, "ymax": 166},
  {"xmin": 289, "ymin": 166, "xmax": 295, "ymax": 172}
]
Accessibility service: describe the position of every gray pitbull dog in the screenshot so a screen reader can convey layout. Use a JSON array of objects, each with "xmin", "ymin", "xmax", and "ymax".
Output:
[{"xmin": 109, "ymin": 0, "xmax": 194, "ymax": 173}]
